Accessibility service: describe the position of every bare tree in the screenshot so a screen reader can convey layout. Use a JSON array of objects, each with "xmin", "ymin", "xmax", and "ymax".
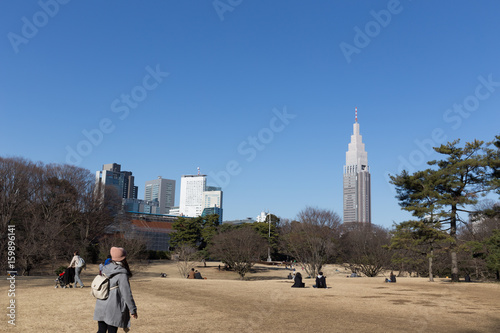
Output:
[
  {"xmin": 174, "ymin": 244, "xmax": 202, "ymax": 278},
  {"xmin": 209, "ymin": 226, "xmax": 267, "ymax": 279},
  {"xmin": 97, "ymin": 231, "xmax": 147, "ymax": 263},
  {"xmin": 280, "ymin": 207, "xmax": 342, "ymax": 278},
  {"xmin": 0, "ymin": 157, "xmax": 121, "ymax": 274},
  {"xmin": 0, "ymin": 158, "xmax": 42, "ymax": 272},
  {"xmin": 341, "ymin": 223, "xmax": 392, "ymax": 277}
]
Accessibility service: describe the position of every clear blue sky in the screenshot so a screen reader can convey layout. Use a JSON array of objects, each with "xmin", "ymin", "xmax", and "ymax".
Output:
[{"xmin": 1, "ymin": 1, "xmax": 499, "ymax": 227}]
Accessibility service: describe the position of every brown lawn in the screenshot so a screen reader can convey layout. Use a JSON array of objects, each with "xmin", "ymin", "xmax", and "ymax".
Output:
[{"xmin": 1, "ymin": 261, "xmax": 500, "ymax": 332}]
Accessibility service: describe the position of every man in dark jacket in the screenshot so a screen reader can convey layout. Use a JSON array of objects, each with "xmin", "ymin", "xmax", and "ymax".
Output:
[{"xmin": 315, "ymin": 272, "xmax": 327, "ymax": 288}]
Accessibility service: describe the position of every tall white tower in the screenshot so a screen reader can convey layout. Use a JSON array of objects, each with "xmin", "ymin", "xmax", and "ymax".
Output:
[
  {"xmin": 343, "ymin": 107, "xmax": 371, "ymax": 224},
  {"xmin": 179, "ymin": 174, "xmax": 207, "ymax": 217}
]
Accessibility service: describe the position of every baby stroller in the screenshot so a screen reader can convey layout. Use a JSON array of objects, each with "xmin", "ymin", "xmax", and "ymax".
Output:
[
  {"xmin": 55, "ymin": 267, "xmax": 75, "ymax": 288},
  {"xmin": 55, "ymin": 272, "xmax": 67, "ymax": 288}
]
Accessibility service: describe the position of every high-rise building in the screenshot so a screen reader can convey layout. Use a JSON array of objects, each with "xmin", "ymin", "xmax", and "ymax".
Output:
[
  {"xmin": 122, "ymin": 171, "xmax": 138, "ymax": 200},
  {"xmin": 203, "ymin": 187, "xmax": 223, "ymax": 222},
  {"xmin": 122, "ymin": 198, "xmax": 160, "ymax": 214},
  {"xmin": 96, "ymin": 163, "xmax": 137, "ymax": 199},
  {"xmin": 343, "ymin": 108, "xmax": 371, "ymax": 224},
  {"xmin": 179, "ymin": 172, "xmax": 223, "ymax": 218},
  {"xmin": 179, "ymin": 174, "xmax": 207, "ymax": 217},
  {"xmin": 144, "ymin": 177, "xmax": 176, "ymax": 214}
]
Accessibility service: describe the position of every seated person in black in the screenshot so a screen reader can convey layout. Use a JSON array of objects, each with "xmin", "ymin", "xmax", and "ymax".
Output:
[
  {"xmin": 315, "ymin": 272, "xmax": 327, "ymax": 288},
  {"xmin": 390, "ymin": 271, "xmax": 396, "ymax": 283},
  {"xmin": 291, "ymin": 272, "xmax": 305, "ymax": 288}
]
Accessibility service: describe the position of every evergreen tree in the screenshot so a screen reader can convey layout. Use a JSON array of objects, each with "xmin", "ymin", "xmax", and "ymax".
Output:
[
  {"xmin": 389, "ymin": 220, "xmax": 451, "ymax": 281},
  {"xmin": 171, "ymin": 214, "xmax": 220, "ymax": 254},
  {"xmin": 391, "ymin": 138, "xmax": 495, "ymax": 282},
  {"xmin": 250, "ymin": 214, "xmax": 280, "ymax": 258},
  {"xmin": 484, "ymin": 229, "xmax": 500, "ymax": 280},
  {"xmin": 171, "ymin": 216, "xmax": 202, "ymax": 248}
]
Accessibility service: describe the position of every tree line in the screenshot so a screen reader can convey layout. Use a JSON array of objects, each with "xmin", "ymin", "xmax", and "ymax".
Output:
[
  {"xmin": 1, "ymin": 134, "xmax": 498, "ymax": 279},
  {"xmin": 173, "ymin": 135, "xmax": 500, "ymax": 281},
  {"xmin": 0, "ymin": 157, "xmax": 121, "ymax": 275}
]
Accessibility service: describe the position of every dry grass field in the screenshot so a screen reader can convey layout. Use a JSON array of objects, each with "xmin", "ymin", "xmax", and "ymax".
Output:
[{"xmin": 2, "ymin": 261, "xmax": 500, "ymax": 333}]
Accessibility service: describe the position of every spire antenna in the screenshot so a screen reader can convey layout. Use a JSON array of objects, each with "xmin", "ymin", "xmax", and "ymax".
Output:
[{"xmin": 355, "ymin": 107, "xmax": 358, "ymax": 123}]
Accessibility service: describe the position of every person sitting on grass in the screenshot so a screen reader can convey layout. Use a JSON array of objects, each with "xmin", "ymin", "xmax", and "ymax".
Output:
[
  {"xmin": 314, "ymin": 272, "xmax": 327, "ymax": 288},
  {"xmin": 291, "ymin": 272, "xmax": 305, "ymax": 288}
]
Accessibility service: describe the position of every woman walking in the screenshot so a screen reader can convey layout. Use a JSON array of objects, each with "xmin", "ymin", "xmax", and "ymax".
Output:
[
  {"xmin": 68, "ymin": 251, "xmax": 84, "ymax": 288},
  {"xmin": 94, "ymin": 247, "xmax": 138, "ymax": 333}
]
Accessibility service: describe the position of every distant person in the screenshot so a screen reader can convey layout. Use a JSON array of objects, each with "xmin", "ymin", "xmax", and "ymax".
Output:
[
  {"xmin": 99, "ymin": 255, "xmax": 113, "ymax": 276},
  {"xmin": 68, "ymin": 251, "xmax": 84, "ymax": 288},
  {"xmin": 314, "ymin": 272, "xmax": 327, "ymax": 288},
  {"xmin": 194, "ymin": 270, "xmax": 203, "ymax": 279},
  {"xmin": 291, "ymin": 272, "xmax": 305, "ymax": 288},
  {"xmin": 287, "ymin": 273, "xmax": 293, "ymax": 280},
  {"xmin": 94, "ymin": 247, "xmax": 138, "ymax": 333},
  {"xmin": 390, "ymin": 271, "xmax": 396, "ymax": 283},
  {"xmin": 187, "ymin": 268, "xmax": 195, "ymax": 279}
]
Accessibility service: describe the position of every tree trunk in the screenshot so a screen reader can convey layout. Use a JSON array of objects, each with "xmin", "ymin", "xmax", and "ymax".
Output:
[
  {"xmin": 450, "ymin": 204, "xmax": 459, "ymax": 282},
  {"xmin": 450, "ymin": 251, "xmax": 459, "ymax": 282},
  {"xmin": 428, "ymin": 249, "xmax": 434, "ymax": 282}
]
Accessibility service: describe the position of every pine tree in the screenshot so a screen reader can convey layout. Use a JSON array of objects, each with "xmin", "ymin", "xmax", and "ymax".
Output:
[
  {"xmin": 484, "ymin": 230, "xmax": 500, "ymax": 280},
  {"xmin": 389, "ymin": 220, "xmax": 451, "ymax": 281},
  {"xmin": 391, "ymin": 138, "xmax": 495, "ymax": 282}
]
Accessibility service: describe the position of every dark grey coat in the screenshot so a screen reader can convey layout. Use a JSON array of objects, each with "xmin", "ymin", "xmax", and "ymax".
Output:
[{"xmin": 93, "ymin": 262, "xmax": 137, "ymax": 328}]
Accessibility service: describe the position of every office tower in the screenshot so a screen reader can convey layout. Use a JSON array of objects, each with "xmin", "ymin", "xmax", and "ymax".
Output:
[
  {"xmin": 203, "ymin": 187, "xmax": 223, "ymax": 222},
  {"xmin": 122, "ymin": 198, "xmax": 160, "ymax": 214},
  {"xmin": 144, "ymin": 177, "xmax": 176, "ymax": 214},
  {"xmin": 179, "ymin": 170, "xmax": 224, "ymax": 218},
  {"xmin": 179, "ymin": 174, "xmax": 207, "ymax": 217},
  {"xmin": 96, "ymin": 163, "xmax": 137, "ymax": 199},
  {"xmin": 122, "ymin": 171, "xmax": 138, "ymax": 199},
  {"xmin": 343, "ymin": 108, "xmax": 371, "ymax": 224}
]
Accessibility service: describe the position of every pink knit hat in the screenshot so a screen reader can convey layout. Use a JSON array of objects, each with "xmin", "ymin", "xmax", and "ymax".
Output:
[{"xmin": 110, "ymin": 247, "xmax": 127, "ymax": 261}]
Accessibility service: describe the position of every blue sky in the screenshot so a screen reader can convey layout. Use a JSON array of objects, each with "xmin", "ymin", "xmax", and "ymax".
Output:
[{"xmin": 1, "ymin": 1, "xmax": 499, "ymax": 227}]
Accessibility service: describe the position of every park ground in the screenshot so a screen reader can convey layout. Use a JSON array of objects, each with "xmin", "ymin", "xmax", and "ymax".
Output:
[{"xmin": 1, "ymin": 261, "xmax": 500, "ymax": 332}]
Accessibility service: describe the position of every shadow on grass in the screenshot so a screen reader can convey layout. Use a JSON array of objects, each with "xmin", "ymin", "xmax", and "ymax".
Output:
[{"xmin": 244, "ymin": 276, "xmax": 288, "ymax": 281}]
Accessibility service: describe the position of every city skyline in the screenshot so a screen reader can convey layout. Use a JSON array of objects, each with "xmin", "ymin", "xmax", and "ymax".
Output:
[{"xmin": 2, "ymin": 2, "xmax": 500, "ymax": 227}]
